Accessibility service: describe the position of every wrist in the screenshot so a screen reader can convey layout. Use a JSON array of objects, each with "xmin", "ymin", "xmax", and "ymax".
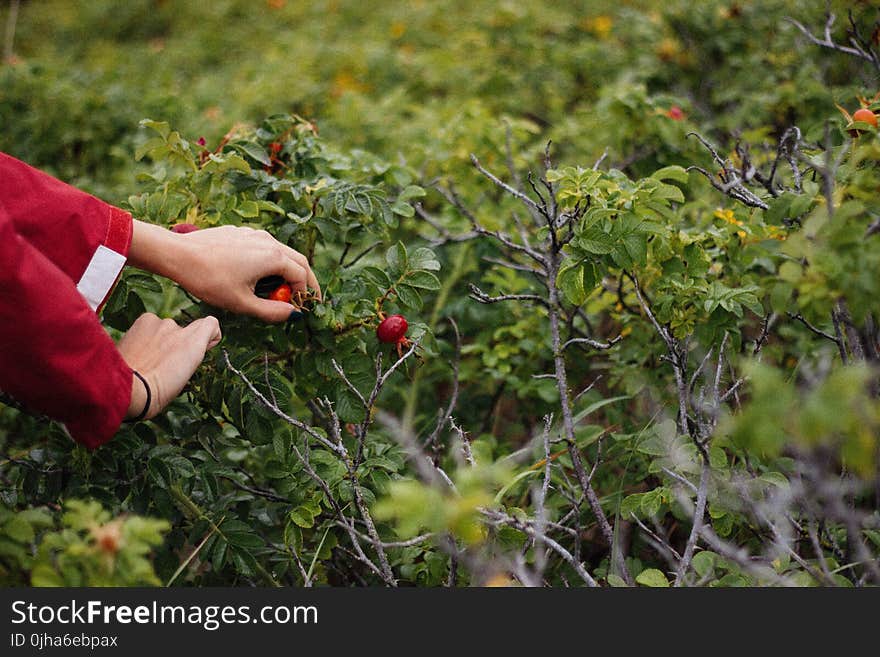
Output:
[
  {"xmin": 126, "ymin": 370, "xmax": 150, "ymax": 420},
  {"xmin": 128, "ymin": 220, "xmax": 193, "ymax": 283}
]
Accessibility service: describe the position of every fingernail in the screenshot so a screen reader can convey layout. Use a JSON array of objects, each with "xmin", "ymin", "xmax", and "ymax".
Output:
[{"xmin": 288, "ymin": 309, "xmax": 304, "ymax": 321}]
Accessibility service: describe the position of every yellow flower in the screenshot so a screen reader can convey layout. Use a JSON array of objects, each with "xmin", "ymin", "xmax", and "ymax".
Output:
[
  {"xmin": 715, "ymin": 208, "xmax": 744, "ymax": 227},
  {"xmin": 766, "ymin": 225, "xmax": 787, "ymax": 240},
  {"xmin": 656, "ymin": 37, "xmax": 680, "ymax": 61},
  {"xmin": 581, "ymin": 15, "xmax": 614, "ymax": 40},
  {"xmin": 330, "ymin": 71, "xmax": 370, "ymax": 98},
  {"xmin": 389, "ymin": 21, "xmax": 406, "ymax": 39},
  {"xmin": 714, "ymin": 208, "xmax": 735, "ymax": 223}
]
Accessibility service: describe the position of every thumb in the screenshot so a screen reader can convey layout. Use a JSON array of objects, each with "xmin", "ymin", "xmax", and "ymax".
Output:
[{"xmin": 244, "ymin": 297, "xmax": 301, "ymax": 323}]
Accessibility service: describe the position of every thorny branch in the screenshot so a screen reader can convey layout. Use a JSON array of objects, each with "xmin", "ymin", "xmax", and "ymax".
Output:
[
  {"xmin": 224, "ymin": 349, "xmax": 400, "ymax": 586},
  {"xmin": 457, "ymin": 147, "xmax": 634, "ymax": 586},
  {"xmin": 786, "ymin": 11, "xmax": 880, "ymax": 72},
  {"xmin": 687, "ymin": 132, "xmax": 770, "ymax": 210}
]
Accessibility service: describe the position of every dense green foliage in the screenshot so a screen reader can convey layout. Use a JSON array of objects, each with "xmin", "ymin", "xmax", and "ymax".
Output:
[{"xmin": 1, "ymin": 0, "xmax": 879, "ymax": 587}]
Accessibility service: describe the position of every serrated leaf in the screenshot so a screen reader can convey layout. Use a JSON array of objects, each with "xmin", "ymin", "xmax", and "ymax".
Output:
[
  {"xmin": 361, "ymin": 265, "xmax": 393, "ymax": 288},
  {"xmin": 557, "ymin": 262, "xmax": 587, "ymax": 306},
  {"xmin": 409, "ymin": 247, "xmax": 441, "ymax": 271},
  {"xmin": 225, "ymin": 530, "xmax": 264, "ymax": 549},
  {"xmin": 651, "ymin": 183, "xmax": 685, "ymax": 203},
  {"xmin": 578, "ymin": 228, "xmax": 615, "ymax": 255},
  {"xmin": 386, "ymin": 241, "xmax": 408, "ymax": 275},
  {"xmin": 405, "ymin": 270, "xmax": 441, "ymax": 290},
  {"xmin": 395, "ymin": 283, "xmax": 423, "ymax": 309},
  {"xmin": 335, "ymin": 386, "xmax": 367, "ymax": 424}
]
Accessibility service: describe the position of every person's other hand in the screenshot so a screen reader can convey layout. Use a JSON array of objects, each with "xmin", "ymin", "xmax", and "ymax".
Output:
[{"xmin": 117, "ymin": 313, "xmax": 222, "ymax": 420}]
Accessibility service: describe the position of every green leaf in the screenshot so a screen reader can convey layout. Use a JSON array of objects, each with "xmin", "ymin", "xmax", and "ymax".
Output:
[
  {"xmin": 405, "ymin": 270, "xmax": 441, "ymax": 290},
  {"xmin": 212, "ymin": 537, "xmax": 227, "ymax": 570},
  {"xmin": 361, "ymin": 265, "xmax": 392, "ymax": 288},
  {"xmin": 651, "ymin": 183, "xmax": 685, "ymax": 203},
  {"xmin": 571, "ymin": 395, "xmax": 630, "ymax": 425},
  {"xmin": 651, "ymin": 165, "xmax": 690, "ymax": 183},
  {"xmin": 391, "ymin": 200, "xmax": 415, "ymax": 217},
  {"xmin": 231, "ymin": 141, "xmax": 271, "ymax": 167},
  {"xmin": 398, "ymin": 185, "xmax": 426, "ymax": 202},
  {"xmin": 606, "ymin": 573, "xmax": 628, "ymax": 587},
  {"xmin": 788, "ymin": 194, "xmax": 814, "ymax": 217},
  {"xmin": 234, "ymin": 200, "xmax": 261, "ymax": 218},
  {"xmin": 636, "ymin": 568, "xmax": 670, "ymax": 587},
  {"xmin": 578, "ymin": 228, "xmax": 616, "ymax": 255},
  {"xmin": 135, "ymin": 136, "xmax": 166, "ymax": 161},
  {"xmin": 386, "ymin": 241, "xmax": 408, "ymax": 275},
  {"xmin": 31, "ymin": 564, "xmax": 64, "ymax": 587},
  {"xmin": 139, "ymin": 119, "xmax": 170, "ymax": 139},
  {"xmin": 335, "ymin": 386, "xmax": 367, "ymax": 423},
  {"xmin": 691, "ymin": 551, "xmax": 717, "ymax": 579},
  {"xmin": 231, "ymin": 547, "xmax": 258, "ymax": 577},
  {"xmin": 225, "ymin": 530, "xmax": 264, "ymax": 549},
  {"xmin": 409, "ymin": 247, "xmax": 441, "ymax": 271},
  {"xmin": 125, "ymin": 273, "xmax": 163, "ymax": 293},
  {"xmin": 395, "ymin": 284, "xmax": 423, "ymax": 309},
  {"xmin": 289, "ymin": 508, "xmax": 315, "ymax": 529},
  {"xmin": 557, "ymin": 262, "xmax": 588, "ymax": 306},
  {"xmin": 621, "ymin": 233, "xmax": 647, "ymax": 267},
  {"xmin": 4, "ymin": 516, "xmax": 35, "ymax": 543}
]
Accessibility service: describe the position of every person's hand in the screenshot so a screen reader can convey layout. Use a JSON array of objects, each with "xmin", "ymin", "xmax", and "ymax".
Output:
[
  {"xmin": 117, "ymin": 313, "xmax": 222, "ymax": 420},
  {"xmin": 128, "ymin": 222, "xmax": 321, "ymax": 323}
]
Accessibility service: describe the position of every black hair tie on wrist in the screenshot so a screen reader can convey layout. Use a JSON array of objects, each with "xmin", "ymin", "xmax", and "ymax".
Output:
[{"xmin": 129, "ymin": 370, "xmax": 152, "ymax": 423}]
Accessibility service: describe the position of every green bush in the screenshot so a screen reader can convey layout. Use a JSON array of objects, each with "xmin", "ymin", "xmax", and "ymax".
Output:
[{"xmin": 1, "ymin": 0, "xmax": 878, "ymax": 587}]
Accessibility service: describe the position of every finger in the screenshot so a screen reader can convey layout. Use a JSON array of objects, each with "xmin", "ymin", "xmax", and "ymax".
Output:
[
  {"xmin": 281, "ymin": 246, "xmax": 322, "ymax": 299},
  {"xmin": 160, "ymin": 317, "xmax": 181, "ymax": 335},
  {"xmin": 277, "ymin": 258, "xmax": 310, "ymax": 294},
  {"xmin": 117, "ymin": 312, "xmax": 162, "ymax": 349}
]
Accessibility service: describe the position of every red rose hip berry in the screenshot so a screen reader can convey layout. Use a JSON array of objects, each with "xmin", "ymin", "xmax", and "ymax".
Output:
[
  {"xmin": 377, "ymin": 314, "xmax": 408, "ymax": 343},
  {"xmin": 848, "ymin": 108, "xmax": 878, "ymax": 137},
  {"xmin": 269, "ymin": 283, "xmax": 293, "ymax": 303},
  {"xmin": 853, "ymin": 108, "xmax": 878, "ymax": 128}
]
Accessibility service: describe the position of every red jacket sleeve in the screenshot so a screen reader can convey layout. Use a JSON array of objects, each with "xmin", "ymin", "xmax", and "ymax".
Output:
[{"xmin": 0, "ymin": 153, "xmax": 134, "ymax": 449}]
